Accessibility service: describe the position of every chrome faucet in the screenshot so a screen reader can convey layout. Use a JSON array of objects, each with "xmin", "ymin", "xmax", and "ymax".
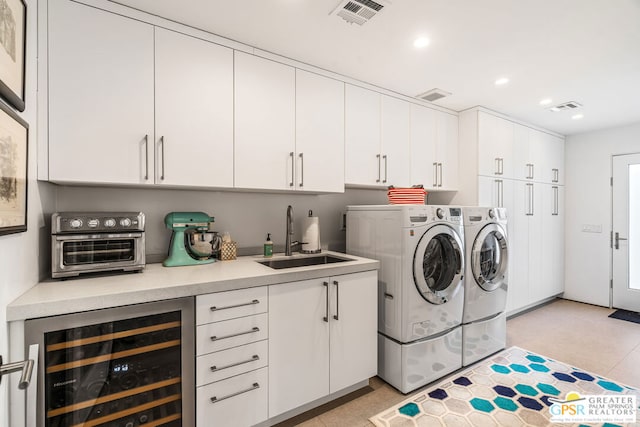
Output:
[{"xmin": 285, "ymin": 205, "xmax": 299, "ymax": 256}]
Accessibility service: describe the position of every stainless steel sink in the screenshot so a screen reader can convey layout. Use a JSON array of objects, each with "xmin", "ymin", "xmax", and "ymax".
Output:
[{"xmin": 257, "ymin": 254, "xmax": 354, "ymax": 269}]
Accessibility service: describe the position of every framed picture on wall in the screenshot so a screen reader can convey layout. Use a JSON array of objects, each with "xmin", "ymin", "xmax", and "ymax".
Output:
[
  {"xmin": 0, "ymin": 0, "xmax": 26, "ymax": 112},
  {"xmin": 0, "ymin": 99, "xmax": 28, "ymax": 235}
]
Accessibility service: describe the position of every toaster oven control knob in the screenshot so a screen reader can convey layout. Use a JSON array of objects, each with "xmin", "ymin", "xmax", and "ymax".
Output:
[
  {"xmin": 69, "ymin": 219, "xmax": 83, "ymax": 229},
  {"xmin": 436, "ymin": 208, "xmax": 445, "ymax": 219},
  {"xmin": 120, "ymin": 218, "xmax": 132, "ymax": 227},
  {"xmin": 87, "ymin": 219, "xmax": 100, "ymax": 228},
  {"xmin": 104, "ymin": 218, "xmax": 116, "ymax": 228}
]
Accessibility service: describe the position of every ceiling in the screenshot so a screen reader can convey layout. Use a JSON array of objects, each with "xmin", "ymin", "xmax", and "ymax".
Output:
[{"xmin": 111, "ymin": 0, "xmax": 640, "ymax": 136}]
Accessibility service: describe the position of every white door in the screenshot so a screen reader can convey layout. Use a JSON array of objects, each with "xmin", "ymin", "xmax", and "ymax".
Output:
[
  {"xmin": 345, "ymin": 85, "xmax": 382, "ymax": 186},
  {"xmin": 436, "ymin": 111, "xmax": 459, "ymax": 190},
  {"xmin": 234, "ymin": 52, "xmax": 295, "ymax": 190},
  {"xmin": 329, "ymin": 271, "xmax": 377, "ymax": 393},
  {"xmin": 409, "ymin": 104, "xmax": 437, "ymax": 188},
  {"xmin": 155, "ymin": 28, "xmax": 234, "ymax": 187},
  {"xmin": 268, "ymin": 279, "xmax": 329, "ymax": 417},
  {"xmin": 612, "ymin": 153, "xmax": 640, "ymax": 310},
  {"xmin": 48, "ymin": 0, "xmax": 154, "ymax": 184},
  {"xmin": 295, "ymin": 70, "xmax": 345, "ymax": 192},
  {"xmin": 478, "ymin": 112, "xmax": 514, "ymax": 178},
  {"xmin": 381, "ymin": 95, "xmax": 411, "ymax": 187}
]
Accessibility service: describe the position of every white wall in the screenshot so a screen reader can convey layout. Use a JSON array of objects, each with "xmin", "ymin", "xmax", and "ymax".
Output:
[
  {"xmin": 564, "ymin": 121, "xmax": 640, "ymax": 307},
  {"xmin": 0, "ymin": 0, "xmax": 57, "ymax": 425}
]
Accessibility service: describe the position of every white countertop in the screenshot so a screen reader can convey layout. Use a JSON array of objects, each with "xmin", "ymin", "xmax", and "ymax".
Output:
[{"xmin": 7, "ymin": 251, "xmax": 378, "ymax": 321}]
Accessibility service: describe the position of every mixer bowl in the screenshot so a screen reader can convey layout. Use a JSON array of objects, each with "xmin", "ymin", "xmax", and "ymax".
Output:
[{"xmin": 185, "ymin": 230, "xmax": 222, "ymax": 259}]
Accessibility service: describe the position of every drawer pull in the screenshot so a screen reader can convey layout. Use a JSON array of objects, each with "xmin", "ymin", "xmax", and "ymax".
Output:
[
  {"xmin": 210, "ymin": 299, "xmax": 259, "ymax": 312},
  {"xmin": 210, "ymin": 355, "xmax": 259, "ymax": 372},
  {"xmin": 211, "ymin": 327, "xmax": 260, "ymax": 342},
  {"xmin": 210, "ymin": 382, "xmax": 260, "ymax": 404}
]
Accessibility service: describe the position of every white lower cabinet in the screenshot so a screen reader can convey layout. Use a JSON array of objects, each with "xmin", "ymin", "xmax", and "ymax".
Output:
[{"xmin": 268, "ymin": 271, "xmax": 377, "ymax": 418}]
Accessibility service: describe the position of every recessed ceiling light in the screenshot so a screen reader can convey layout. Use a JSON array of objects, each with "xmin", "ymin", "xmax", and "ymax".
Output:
[
  {"xmin": 413, "ymin": 37, "xmax": 430, "ymax": 48},
  {"xmin": 539, "ymin": 98, "xmax": 553, "ymax": 106},
  {"xmin": 495, "ymin": 77, "xmax": 509, "ymax": 86},
  {"xmin": 572, "ymin": 113, "xmax": 584, "ymax": 120}
]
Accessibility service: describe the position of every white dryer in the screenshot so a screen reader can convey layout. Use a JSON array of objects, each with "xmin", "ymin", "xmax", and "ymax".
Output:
[
  {"xmin": 461, "ymin": 207, "xmax": 509, "ymax": 366},
  {"xmin": 346, "ymin": 205, "xmax": 465, "ymax": 393}
]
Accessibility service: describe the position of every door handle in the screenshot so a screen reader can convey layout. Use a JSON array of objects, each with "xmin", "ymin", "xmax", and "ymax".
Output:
[
  {"xmin": 615, "ymin": 232, "xmax": 628, "ymax": 250},
  {"xmin": 438, "ymin": 163, "xmax": 443, "ymax": 187},
  {"xmin": 333, "ymin": 280, "xmax": 340, "ymax": 321},
  {"xmin": 143, "ymin": 134, "xmax": 149, "ymax": 180},
  {"xmin": 376, "ymin": 154, "xmax": 382, "ymax": 183},
  {"xmin": 299, "ymin": 152, "xmax": 304, "ymax": 187},
  {"xmin": 290, "ymin": 152, "xmax": 295, "ymax": 187},
  {"xmin": 0, "ymin": 354, "xmax": 35, "ymax": 390},
  {"xmin": 495, "ymin": 179, "xmax": 503, "ymax": 208},
  {"xmin": 495, "ymin": 158, "xmax": 501, "ymax": 175},
  {"xmin": 323, "ymin": 281, "xmax": 329, "ymax": 322},
  {"xmin": 383, "ymin": 155, "xmax": 388, "ymax": 184},
  {"xmin": 433, "ymin": 162, "xmax": 438, "ymax": 187},
  {"xmin": 160, "ymin": 135, "xmax": 166, "ymax": 181}
]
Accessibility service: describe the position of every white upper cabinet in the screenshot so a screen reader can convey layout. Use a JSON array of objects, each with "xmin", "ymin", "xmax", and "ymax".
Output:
[
  {"xmin": 514, "ymin": 125, "xmax": 564, "ymax": 184},
  {"xmin": 538, "ymin": 132, "xmax": 565, "ymax": 185},
  {"xmin": 381, "ymin": 95, "xmax": 411, "ymax": 187},
  {"xmin": 48, "ymin": 0, "xmax": 155, "ymax": 184},
  {"xmin": 295, "ymin": 70, "xmax": 345, "ymax": 193},
  {"xmin": 345, "ymin": 85, "xmax": 382, "ymax": 186},
  {"xmin": 436, "ymin": 111, "xmax": 459, "ymax": 190},
  {"xmin": 234, "ymin": 52, "xmax": 296, "ymax": 190},
  {"xmin": 410, "ymin": 104, "xmax": 437, "ymax": 187},
  {"xmin": 477, "ymin": 111, "xmax": 514, "ymax": 179},
  {"xmin": 155, "ymin": 28, "xmax": 234, "ymax": 188}
]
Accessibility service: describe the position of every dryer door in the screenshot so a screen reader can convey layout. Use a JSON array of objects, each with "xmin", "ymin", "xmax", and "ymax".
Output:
[
  {"xmin": 472, "ymin": 223, "xmax": 508, "ymax": 292},
  {"xmin": 413, "ymin": 224, "xmax": 464, "ymax": 305}
]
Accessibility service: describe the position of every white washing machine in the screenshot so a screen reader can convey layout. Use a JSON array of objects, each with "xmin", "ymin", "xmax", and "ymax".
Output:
[
  {"xmin": 461, "ymin": 207, "xmax": 509, "ymax": 366},
  {"xmin": 346, "ymin": 205, "xmax": 465, "ymax": 394}
]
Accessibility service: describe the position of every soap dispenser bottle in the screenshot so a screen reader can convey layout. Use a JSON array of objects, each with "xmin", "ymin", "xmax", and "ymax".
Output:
[{"xmin": 264, "ymin": 233, "xmax": 273, "ymax": 257}]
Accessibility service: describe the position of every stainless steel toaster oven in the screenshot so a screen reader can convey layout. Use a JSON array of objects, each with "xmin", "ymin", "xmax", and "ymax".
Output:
[{"xmin": 51, "ymin": 212, "xmax": 146, "ymax": 278}]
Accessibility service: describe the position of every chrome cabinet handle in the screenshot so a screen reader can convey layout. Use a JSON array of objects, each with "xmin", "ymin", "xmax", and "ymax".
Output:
[
  {"xmin": 495, "ymin": 158, "xmax": 501, "ymax": 175},
  {"xmin": 323, "ymin": 281, "xmax": 329, "ymax": 322},
  {"xmin": 211, "ymin": 327, "xmax": 259, "ymax": 342},
  {"xmin": 383, "ymin": 155, "xmax": 388, "ymax": 183},
  {"xmin": 0, "ymin": 355, "xmax": 35, "ymax": 390},
  {"xmin": 495, "ymin": 179, "xmax": 503, "ymax": 208},
  {"xmin": 299, "ymin": 153, "xmax": 304, "ymax": 187},
  {"xmin": 552, "ymin": 186, "xmax": 559, "ymax": 216},
  {"xmin": 211, "ymin": 355, "xmax": 259, "ymax": 372},
  {"xmin": 438, "ymin": 163, "xmax": 443, "ymax": 187},
  {"xmin": 552, "ymin": 168, "xmax": 559, "ymax": 183},
  {"xmin": 160, "ymin": 136, "xmax": 166, "ymax": 181},
  {"xmin": 290, "ymin": 152, "xmax": 295, "ymax": 187},
  {"xmin": 333, "ymin": 280, "xmax": 340, "ymax": 321},
  {"xmin": 433, "ymin": 162, "xmax": 438, "ymax": 187},
  {"xmin": 526, "ymin": 183, "xmax": 534, "ymax": 216},
  {"xmin": 614, "ymin": 232, "xmax": 628, "ymax": 250},
  {"xmin": 210, "ymin": 300, "xmax": 259, "ymax": 312},
  {"xmin": 499, "ymin": 158, "xmax": 504, "ymax": 175},
  {"xmin": 144, "ymin": 134, "xmax": 149, "ymax": 180},
  {"xmin": 531, "ymin": 163, "xmax": 534, "ymax": 179},
  {"xmin": 210, "ymin": 382, "xmax": 260, "ymax": 404},
  {"xmin": 376, "ymin": 154, "xmax": 381, "ymax": 183}
]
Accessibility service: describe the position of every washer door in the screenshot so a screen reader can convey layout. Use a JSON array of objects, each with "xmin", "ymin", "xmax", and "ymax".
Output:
[
  {"xmin": 413, "ymin": 224, "xmax": 464, "ymax": 305},
  {"xmin": 472, "ymin": 223, "xmax": 508, "ymax": 292}
]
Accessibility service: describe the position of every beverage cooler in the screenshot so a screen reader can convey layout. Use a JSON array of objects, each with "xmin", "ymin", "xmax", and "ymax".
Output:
[{"xmin": 24, "ymin": 298, "xmax": 194, "ymax": 427}]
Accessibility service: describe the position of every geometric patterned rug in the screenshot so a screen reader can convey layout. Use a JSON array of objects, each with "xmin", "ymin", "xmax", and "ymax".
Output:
[{"xmin": 370, "ymin": 346, "xmax": 640, "ymax": 427}]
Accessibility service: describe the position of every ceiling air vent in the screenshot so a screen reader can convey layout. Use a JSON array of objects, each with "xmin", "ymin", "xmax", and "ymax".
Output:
[
  {"xmin": 416, "ymin": 88, "xmax": 452, "ymax": 102},
  {"xmin": 549, "ymin": 101, "xmax": 582, "ymax": 112},
  {"xmin": 330, "ymin": 0, "xmax": 390, "ymax": 25}
]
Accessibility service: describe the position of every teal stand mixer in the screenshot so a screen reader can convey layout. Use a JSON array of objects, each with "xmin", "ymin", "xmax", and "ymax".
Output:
[{"xmin": 163, "ymin": 212, "xmax": 218, "ymax": 267}]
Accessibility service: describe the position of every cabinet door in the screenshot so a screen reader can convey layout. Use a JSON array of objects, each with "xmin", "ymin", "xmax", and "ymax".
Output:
[
  {"xmin": 381, "ymin": 95, "xmax": 411, "ymax": 187},
  {"xmin": 538, "ymin": 133, "xmax": 565, "ymax": 185},
  {"xmin": 329, "ymin": 271, "xmax": 377, "ymax": 393},
  {"xmin": 345, "ymin": 85, "xmax": 382, "ymax": 186},
  {"xmin": 512, "ymin": 124, "xmax": 533, "ymax": 180},
  {"xmin": 235, "ymin": 52, "xmax": 295, "ymax": 190},
  {"xmin": 436, "ymin": 111, "xmax": 459, "ymax": 190},
  {"xmin": 268, "ymin": 279, "xmax": 329, "ymax": 417},
  {"xmin": 538, "ymin": 184, "xmax": 565, "ymax": 299},
  {"xmin": 155, "ymin": 28, "xmax": 233, "ymax": 187},
  {"xmin": 477, "ymin": 112, "xmax": 514, "ymax": 178},
  {"xmin": 48, "ymin": 0, "xmax": 154, "ymax": 184},
  {"xmin": 409, "ymin": 104, "xmax": 437, "ymax": 188},
  {"xmin": 295, "ymin": 70, "xmax": 345, "ymax": 192},
  {"xmin": 507, "ymin": 180, "xmax": 531, "ymax": 313},
  {"xmin": 527, "ymin": 183, "xmax": 544, "ymax": 304}
]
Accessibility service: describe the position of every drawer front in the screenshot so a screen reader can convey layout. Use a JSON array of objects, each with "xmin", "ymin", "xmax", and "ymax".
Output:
[
  {"xmin": 197, "ymin": 340, "xmax": 268, "ymax": 386},
  {"xmin": 196, "ymin": 287, "xmax": 267, "ymax": 325},
  {"xmin": 197, "ymin": 367, "xmax": 268, "ymax": 427},
  {"xmin": 197, "ymin": 313, "xmax": 268, "ymax": 355}
]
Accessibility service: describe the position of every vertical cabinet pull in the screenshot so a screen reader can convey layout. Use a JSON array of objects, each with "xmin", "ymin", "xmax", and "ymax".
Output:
[
  {"xmin": 495, "ymin": 179, "xmax": 504, "ymax": 208},
  {"xmin": 289, "ymin": 152, "xmax": 295, "ymax": 187},
  {"xmin": 333, "ymin": 280, "xmax": 340, "ymax": 321},
  {"xmin": 438, "ymin": 163, "xmax": 443, "ymax": 187},
  {"xmin": 376, "ymin": 154, "xmax": 381, "ymax": 183},
  {"xmin": 143, "ymin": 134, "xmax": 149, "ymax": 180},
  {"xmin": 383, "ymin": 155, "xmax": 388, "ymax": 183},
  {"xmin": 499, "ymin": 158, "xmax": 504, "ymax": 175},
  {"xmin": 298, "ymin": 153, "xmax": 304, "ymax": 187},
  {"xmin": 323, "ymin": 281, "xmax": 329, "ymax": 322},
  {"xmin": 433, "ymin": 163, "xmax": 438, "ymax": 187},
  {"xmin": 552, "ymin": 168, "xmax": 559, "ymax": 183},
  {"xmin": 552, "ymin": 186, "xmax": 559, "ymax": 216},
  {"xmin": 530, "ymin": 163, "xmax": 534, "ymax": 179},
  {"xmin": 160, "ymin": 136, "xmax": 166, "ymax": 181},
  {"xmin": 495, "ymin": 158, "xmax": 501, "ymax": 175},
  {"xmin": 526, "ymin": 183, "xmax": 534, "ymax": 216}
]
